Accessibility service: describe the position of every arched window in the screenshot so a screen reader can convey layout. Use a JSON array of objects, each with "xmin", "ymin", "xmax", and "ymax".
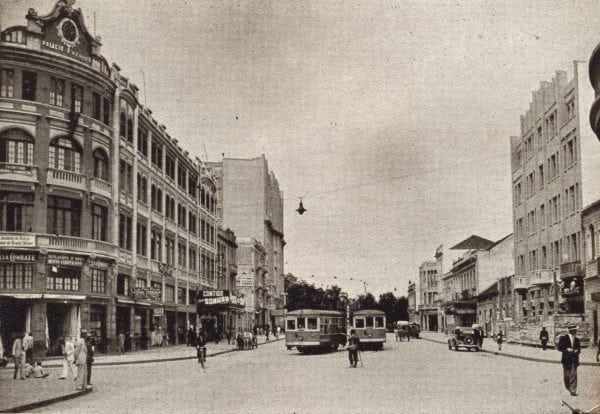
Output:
[
  {"xmin": 0, "ymin": 129, "xmax": 34, "ymax": 165},
  {"xmin": 126, "ymin": 107, "xmax": 133, "ymax": 143},
  {"xmin": 93, "ymin": 148, "xmax": 109, "ymax": 181},
  {"xmin": 119, "ymin": 112, "xmax": 127, "ymax": 138},
  {"xmin": 48, "ymin": 137, "xmax": 82, "ymax": 173}
]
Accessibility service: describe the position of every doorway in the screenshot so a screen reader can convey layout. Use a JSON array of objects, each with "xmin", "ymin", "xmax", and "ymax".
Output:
[
  {"xmin": 0, "ymin": 299, "xmax": 28, "ymax": 357},
  {"xmin": 46, "ymin": 303, "xmax": 77, "ymax": 356}
]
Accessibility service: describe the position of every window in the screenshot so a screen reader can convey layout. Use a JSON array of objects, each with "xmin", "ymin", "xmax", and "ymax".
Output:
[
  {"xmin": 102, "ymin": 98, "xmax": 110, "ymax": 125},
  {"xmin": 525, "ymin": 135, "xmax": 533, "ymax": 159},
  {"xmin": 287, "ymin": 319, "xmax": 296, "ymax": 331},
  {"xmin": 527, "ymin": 210, "xmax": 536, "ymax": 235},
  {"xmin": 189, "ymin": 247, "xmax": 197, "ymax": 270},
  {"xmin": 178, "ymin": 287, "xmax": 186, "ymax": 305},
  {"xmin": 47, "ymin": 196, "xmax": 81, "ymax": 236},
  {"xmin": 366, "ymin": 316, "xmax": 374, "ymax": 327},
  {"xmin": 178, "ymin": 204, "xmax": 186, "ymax": 228},
  {"xmin": 91, "ymin": 204, "xmax": 107, "ymax": 241},
  {"xmin": 91, "ymin": 268, "xmax": 106, "ymax": 293},
  {"xmin": 92, "ymin": 149, "xmax": 109, "ymax": 181},
  {"xmin": 189, "ymin": 212, "xmax": 197, "ymax": 234},
  {"xmin": 564, "ymin": 136, "xmax": 577, "ymax": 170},
  {"xmin": 165, "ymin": 285, "xmax": 175, "ymax": 303},
  {"xmin": 71, "ymin": 84, "xmax": 83, "ymax": 113},
  {"xmin": 118, "ymin": 213, "xmax": 132, "ymax": 250},
  {"xmin": 21, "ymin": 71, "xmax": 37, "ymax": 101},
  {"xmin": 166, "ymin": 154, "xmax": 175, "ymax": 180},
  {"xmin": 119, "ymin": 100, "xmax": 134, "ymax": 143},
  {"xmin": 538, "ymin": 165, "xmax": 544, "ymax": 189},
  {"xmin": 1, "ymin": 69, "xmax": 14, "ymax": 98},
  {"xmin": 151, "ymin": 140, "xmax": 163, "ymax": 169},
  {"xmin": 138, "ymin": 126, "xmax": 148, "ymax": 157},
  {"xmin": 375, "ymin": 317, "xmax": 384, "ymax": 328},
  {"xmin": 516, "ymin": 218, "xmax": 523, "ymax": 240},
  {"xmin": 92, "ymin": 92, "xmax": 101, "ymax": 120},
  {"xmin": 48, "ymin": 137, "xmax": 82, "ymax": 173},
  {"xmin": 178, "ymin": 240, "xmax": 186, "ymax": 267},
  {"xmin": 165, "ymin": 194, "xmax": 175, "ymax": 221},
  {"xmin": 0, "ymin": 129, "xmax": 34, "ymax": 165},
  {"xmin": 355, "ymin": 318, "xmax": 365, "ymax": 328},
  {"xmin": 0, "ymin": 192, "xmax": 34, "ymax": 232},
  {"xmin": 49, "ymin": 77, "xmax": 65, "ymax": 107},
  {"xmin": 137, "ymin": 221, "xmax": 147, "ymax": 256},
  {"xmin": 116, "ymin": 274, "xmax": 130, "ymax": 296},
  {"xmin": 540, "ymin": 204, "xmax": 545, "ymax": 229},
  {"xmin": 137, "ymin": 173, "xmax": 148, "ymax": 203},
  {"xmin": 2, "ymin": 29, "xmax": 25, "ymax": 44},
  {"xmin": 548, "ymin": 152, "xmax": 559, "ymax": 180},
  {"xmin": 526, "ymin": 172, "xmax": 535, "ymax": 198},
  {"xmin": 528, "ymin": 249, "xmax": 537, "ymax": 271},
  {"xmin": 135, "ymin": 278, "xmax": 147, "ymax": 289},
  {"xmin": 166, "ymin": 235, "xmax": 175, "ymax": 266},
  {"xmin": 541, "ymin": 245, "xmax": 548, "ymax": 268},
  {"xmin": 565, "ymin": 184, "xmax": 578, "ymax": 216},
  {"xmin": 0, "ymin": 263, "xmax": 33, "ymax": 289},
  {"xmin": 151, "ymin": 228, "xmax": 162, "ymax": 260},
  {"xmin": 514, "ymin": 182, "xmax": 523, "ymax": 206},
  {"xmin": 177, "ymin": 164, "xmax": 186, "ymax": 189},
  {"xmin": 46, "ymin": 267, "xmax": 79, "ymax": 291},
  {"xmin": 119, "ymin": 160, "xmax": 133, "ymax": 194},
  {"xmin": 188, "ymin": 175, "xmax": 197, "ymax": 198},
  {"xmin": 307, "ymin": 318, "xmax": 318, "ymax": 330}
]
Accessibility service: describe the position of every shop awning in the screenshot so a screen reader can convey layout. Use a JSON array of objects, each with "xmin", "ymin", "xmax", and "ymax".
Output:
[
  {"xmin": 116, "ymin": 298, "xmax": 136, "ymax": 305},
  {"xmin": 44, "ymin": 294, "xmax": 86, "ymax": 301},
  {"xmin": 0, "ymin": 293, "xmax": 86, "ymax": 300},
  {"xmin": 0, "ymin": 293, "xmax": 43, "ymax": 299}
]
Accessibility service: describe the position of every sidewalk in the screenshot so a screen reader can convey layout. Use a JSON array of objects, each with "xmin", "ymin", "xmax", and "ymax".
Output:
[
  {"xmin": 0, "ymin": 335, "xmax": 282, "ymax": 413},
  {"xmin": 420, "ymin": 331, "xmax": 600, "ymax": 366}
]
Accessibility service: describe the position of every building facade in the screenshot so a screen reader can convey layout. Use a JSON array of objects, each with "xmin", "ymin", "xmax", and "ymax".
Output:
[
  {"xmin": 581, "ymin": 201, "xmax": 600, "ymax": 345},
  {"xmin": 407, "ymin": 280, "xmax": 418, "ymax": 324},
  {"xmin": 0, "ymin": 1, "xmax": 220, "ymax": 356},
  {"xmin": 208, "ymin": 156, "xmax": 285, "ymax": 327},
  {"xmin": 235, "ymin": 237, "xmax": 267, "ymax": 331},
  {"xmin": 417, "ymin": 260, "xmax": 438, "ymax": 331},
  {"xmin": 510, "ymin": 62, "xmax": 600, "ymax": 327}
]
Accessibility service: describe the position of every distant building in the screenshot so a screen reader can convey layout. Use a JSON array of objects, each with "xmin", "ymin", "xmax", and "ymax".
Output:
[
  {"xmin": 235, "ymin": 237, "xmax": 267, "ymax": 331},
  {"xmin": 208, "ymin": 156, "xmax": 285, "ymax": 327},
  {"xmin": 510, "ymin": 62, "xmax": 600, "ymax": 324},
  {"xmin": 581, "ymin": 201, "xmax": 600, "ymax": 345},
  {"xmin": 407, "ymin": 280, "xmax": 418, "ymax": 324},
  {"xmin": 417, "ymin": 261, "xmax": 438, "ymax": 331},
  {"xmin": 476, "ymin": 276, "xmax": 514, "ymax": 337}
]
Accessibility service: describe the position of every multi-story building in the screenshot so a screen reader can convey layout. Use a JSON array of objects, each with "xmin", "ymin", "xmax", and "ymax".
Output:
[
  {"xmin": 417, "ymin": 260, "xmax": 438, "ymax": 331},
  {"xmin": 0, "ymin": 1, "xmax": 219, "ymax": 356},
  {"xmin": 215, "ymin": 227, "xmax": 244, "ymax": 333},
  {"xmin": 441, "ymin": 235, "xmax": 513, "ymax": 333},
  {"xmin": 236, "ymin": 237, "xmax": 267, "ymax": 331},
  {"xmin": 406, "ymin": 280, "xmax": 418, "ymax": 324},
  {"xmin": 581, "ymin": 202, "xmax": 600, "ymax": 345},
  {"xmin": 476, "ymin": 275, "xmax": 514, "ymax": 337},
  {"xmin": 208, "ymin": 156, "xmax": 285, "ymax": 327},
  {"xmin": 510, "ymin": 62, "xmax": 600, "ymax": 327}
]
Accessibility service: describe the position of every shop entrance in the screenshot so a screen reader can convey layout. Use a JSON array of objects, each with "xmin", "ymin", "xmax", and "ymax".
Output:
[
  {"xmin": 46, "ymin": 303, "xmax": 77, "ymax": 356},
  {"xmin": 428, "ymin": 314, "xmax": 438, "ymax": 332},
  {"xmin": 89, "ymin": 304, "xmax": 107, "ymax": 353},
  {"xmin": 165, "ymin": 311, "xmax": 176, "ymax": 345},
  {"xmin": 116, "ymin": 306, "xmax": 131, "ymax": 351},
  {"xmin": 0, "ymin": 299, "xmax": 28, "ymax": 357}
]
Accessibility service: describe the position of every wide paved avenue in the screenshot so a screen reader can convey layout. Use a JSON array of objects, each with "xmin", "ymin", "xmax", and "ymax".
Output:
[{"xmin": 32, "ymin": 334, "xmax": 598, "ymax": 414}]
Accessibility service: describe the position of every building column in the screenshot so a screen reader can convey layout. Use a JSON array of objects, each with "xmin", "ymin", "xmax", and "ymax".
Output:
[{"xmin": 31, "ymin": 302, "xmax": 47, "ymax": 360}]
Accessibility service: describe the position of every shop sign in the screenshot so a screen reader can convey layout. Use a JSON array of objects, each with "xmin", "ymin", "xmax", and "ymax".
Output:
[
  {"xmin": 0, "ymin": 234, "xmax": 36, "ymax": 248},
  {"xmin": 199, "ymin": 290, "xmax": 229, "ymax": 298},
  {"xmin": 0, "ymin": 252, "xmax": 36, "ymax": 262},
  {"xmin": 153, "ymin": 307, "xmax": 164, "ymax": 317},
  {"xmin": 237, "ymin": 276, "xmax": 253, "ymax": 287},
  {"xmin": 89, "ymin": 259, "xmax": 110, "ymax": 269},
  {"xmin": 133, "ymin": 287, "xmax": 162, "ymax": 301},
  {"xmin": 47, "ymin": 253, "xmax": 84, "ymax": 267}
]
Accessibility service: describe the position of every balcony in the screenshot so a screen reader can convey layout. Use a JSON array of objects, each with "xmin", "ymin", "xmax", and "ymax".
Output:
[
  {"xmin": 119, "ymin": 192, "xmax": 133, "ymax": 209},
  {"xmin": 36, "ymin": 234, "xmax": 117, "ymax": 258},
  {"xmin": 46, "ymin": 168, "xmax": 85, "ymax": 190},
  {"xmin": 136, "ymin": 255, "xmax": 149, "ymax": 270},
  {"xmin": 119, "ymin": 249, "xmax": 133, "ymax": 266},
  {"xmin": 0, "ymin": 163, "xmax": 38, "ymax": 183},
  {"xmin": 560, "ymin": 261, "xmax": 582, "ymax": 279},
  {"xmin": 513, "ymin": 275, "xmax": 529, "ymax": 290},
  {"xmin": 90, "ymin": 178, "xmax": 112, "ymax": 199},
  {"xmin": 529, "ymin": 269, "xmax": 554, "ymax": 286}
]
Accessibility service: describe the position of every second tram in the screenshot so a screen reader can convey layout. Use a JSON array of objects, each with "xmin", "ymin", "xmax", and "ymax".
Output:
[
  {"xmin": 351, "ymin": 309, "xmax": 386, "ymax": 349},
  {"xmin": 285, "ymin": 309, "xmax": 345, "ymax": 353}
]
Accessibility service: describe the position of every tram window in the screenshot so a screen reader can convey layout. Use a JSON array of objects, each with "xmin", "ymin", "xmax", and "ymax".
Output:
[
  {"xmin": 287, "ymin": 319, "xmax": 296, "ymax": 331},
  {"xmin": 355, "ymin": 318, "xmax": 365, "ymax": 328},
  {"xmin": 366, "ymin": 317, "xmax": 374, "ymax": 327},
  {"xmin": 375, "ymin": 317, "xmax": 384, "ymax": 328},
  {"xmin": 297, "ymin": 317, "xmax": 305, "ymax": 329},
  {"xmin": 307, "ymin": 318, "xmax": 317, "ymax": 330}
]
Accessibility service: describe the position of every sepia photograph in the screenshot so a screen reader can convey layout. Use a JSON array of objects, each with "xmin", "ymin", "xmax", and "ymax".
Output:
[{"xmin": 0, "ymin": 0, "xmax": 600, "ymax": 412}]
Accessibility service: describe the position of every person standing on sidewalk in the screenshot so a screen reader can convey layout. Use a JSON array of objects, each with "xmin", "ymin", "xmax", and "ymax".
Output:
[
  {"xmin": 58, "ymin": 336, "xmax": 77, "ymax": 380},
  {"xmin": 495, "ymin": 330, "xmax": 503, "ymax": 351},
  {"xmin": 11, "ymin": 332, "xmax": 25, "ymax": 380},
  {"xmin": 539, "ymin": 327, "xmax": 549, "ymax": 351},
  {"xmin": 73, "ymin": 330, "xmax": 89, "ymax": 390},
  {"xmin": 22, "ymin": 332, "xmax": 33, "ymax": 364},
  {"xmin": 85, "ymin": 334, "xmax": 94, "ymax": 386},
  {"xmin": 117, "ymin": 332, "xmax": 125, "ymax": 355},
  {"xmin": 557, "ymin": 324, "xmax": 581, "ymax": 397}
]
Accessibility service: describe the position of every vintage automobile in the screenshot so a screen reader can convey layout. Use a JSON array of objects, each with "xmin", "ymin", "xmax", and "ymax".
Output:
[
  {"xmin": 447, "ymin": 327, "xmax": 480, "ymax": 351},
  {"xmin": 409, "ymin": 323, "xmax": 421, "ymax": 339}
]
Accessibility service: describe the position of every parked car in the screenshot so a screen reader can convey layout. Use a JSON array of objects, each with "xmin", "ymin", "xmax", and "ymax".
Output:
[
  {"xmin": 448, "ymin": 327, "xmax": 480, "ymax": 351},
  {"xmin": 409, "ymin": 323, "xmax": 420, "ymax": 339}
]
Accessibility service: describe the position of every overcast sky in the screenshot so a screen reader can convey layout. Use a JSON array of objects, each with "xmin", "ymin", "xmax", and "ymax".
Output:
[{"xmin": 3, "ymin": 0, "xmax": 600, "ymax": 298}]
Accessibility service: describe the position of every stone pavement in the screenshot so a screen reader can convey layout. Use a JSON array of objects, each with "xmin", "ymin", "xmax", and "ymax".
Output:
[
  {"xmin": 0, "ymin": 334, "xmax": 282, "ymax": 412},
  {"xmin": 420, "ymin": 331, "xmax": 600, "ymax": 366}
]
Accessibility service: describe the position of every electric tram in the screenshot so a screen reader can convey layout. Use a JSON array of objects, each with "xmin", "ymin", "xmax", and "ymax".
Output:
[
  {"xmin": 351, "ymin": 309, "xmax": 386, "ymax": 349},
  {"xmin": 285, "ymin": 309, "xmax": 346, "ymax": 353}
]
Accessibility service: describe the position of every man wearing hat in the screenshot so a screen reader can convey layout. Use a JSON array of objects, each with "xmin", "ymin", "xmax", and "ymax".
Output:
[
  {"xmin": 556, "ymin": 324, "xmax": 581, "ymax": 396},
  {"xmin": 73, "ymin": 330, "xmax": 89, "ymax": 390}
]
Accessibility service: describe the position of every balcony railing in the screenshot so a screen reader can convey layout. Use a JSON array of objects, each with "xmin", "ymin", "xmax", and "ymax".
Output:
[
  {"xmin": 47, "ymin": 168, "xmax": 86, "ymax": 190},
  {"xmin": 0, "ymin": 163, "xmax": 38, "ymax": 182},
  {"xmin": 119, "ymin": 192, "xmax": 133, "ymax": 208},
  {"xmin": 90, "ymin": 178, "xmax": 112, "ymax": 199},
  {"xmin": 560, "ymin": 261, "xmax": 582, "ymax": 279},
  {"xmin": 36, "ymin": 234, "xmax": 117, "ymax": 258},
  {"xmin": 119, "ymin": 249, "xmax": 133, "ymax": 265},
  {"xmin": 136, "ymin": 255, "xmax": 149, "ymax": 269},
  {"xmin": 513, "ymin": 275, "xmax": 529, "ymax": 290},
  {"xmin": 529, "ymin": 269, "xmax": 554, "ymax": 286}
]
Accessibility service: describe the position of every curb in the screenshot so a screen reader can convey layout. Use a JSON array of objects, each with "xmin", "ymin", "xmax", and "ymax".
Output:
[
  {"xmin": 0, "ymin": 388, "xmax": 92, "ymax": 413},
  {"xmin": 420, "ymin": 337, "xmax": 599, "ymax": 367}
]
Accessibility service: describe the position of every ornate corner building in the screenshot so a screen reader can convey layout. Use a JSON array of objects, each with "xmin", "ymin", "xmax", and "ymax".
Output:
[{"xmin": 0, "ymin": 1, "xmax": 225, "ymax": 356}]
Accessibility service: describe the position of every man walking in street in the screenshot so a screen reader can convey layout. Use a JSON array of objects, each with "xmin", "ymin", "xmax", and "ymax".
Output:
[
  {"xmin": 347, "ymin": 329, "xmax": 360, "ymax": 368},
  {"xmin": 22, "ymin": 332, "xmax": 33, "ymax": 364},
  {"xmin": 496, "ymin": 330, "xmax": 503, "ymax": 351},
  {"xmin": 73, "ymin": 330, "xmax": 89, "ymax": 390},
  {"xmin": 11, "ymin": 332, "xmax": 25, "ymax": 380},
  {"xmin": 557, "ymin": 324, "xmax": 581, "ymax": 396},
  {"xmin": 85, "ymin": 334, "xmax": 94, "ymax": 386},
  {"xmin": 539, "ymin": 327, "xmax": 549, "ymax": 351}
]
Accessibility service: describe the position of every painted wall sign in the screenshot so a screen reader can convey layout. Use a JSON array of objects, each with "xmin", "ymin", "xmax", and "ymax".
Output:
[
  {"xmin": 0, "ymin": 252, "xmax": 36, "ymax": 262},
  {"xmin": 47, "ymin": 253, "xmax": 84, "ymax": 267},
  {"xmin": 0, "ymin": 234, "xmax": 36, "ymax": 248}
]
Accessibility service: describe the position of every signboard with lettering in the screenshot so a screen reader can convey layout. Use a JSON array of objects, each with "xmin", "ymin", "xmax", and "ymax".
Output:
[
  {"xmin": 0, "ymin": 252, "xmax": 36, "ymax": 262},
  {"xmin": 0, "ymin": 234, "xmax": 36, "ymax": 248},
  {"xmin": 197, "ymin": 290, "xmax": 245, "ymax": 307},
  {"xmin": 47, "ymin": 253, "xmax": 84, "ymax": 267},
  {"xmin": 237, "ymin": 276, "xmax": 253, "ymax": 287},
  {"xmin": 153, "ymin": 307, "xmax": 164, "ymax": 317},
  {"xmin": 133, "ymin": 287, "xmax": 162, "ymax": 302},
  {"xmin": 39, "ymin": 10, "xmax": 93, "ymax": 65}
]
